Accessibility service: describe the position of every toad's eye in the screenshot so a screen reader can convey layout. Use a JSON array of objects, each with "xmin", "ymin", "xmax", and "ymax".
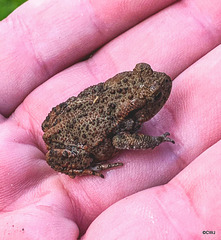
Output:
[{"xmin": 154, "ymin": 92, "xmax": 162, "ymax": 101}]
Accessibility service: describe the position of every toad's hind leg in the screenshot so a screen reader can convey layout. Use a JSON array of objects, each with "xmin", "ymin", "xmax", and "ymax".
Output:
[
  {"xmin": 46, "ymin": 148, "xmax": 93, "ymax": 178},
  {"xmin": 46, "ymin": 148, "xmax": 123, "ymax": 178}
]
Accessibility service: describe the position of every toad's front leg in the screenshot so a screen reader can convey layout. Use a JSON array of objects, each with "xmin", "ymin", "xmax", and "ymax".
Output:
[{"xmin": 112, "ymin": 132, "xmax": 175, "ymax": 150}]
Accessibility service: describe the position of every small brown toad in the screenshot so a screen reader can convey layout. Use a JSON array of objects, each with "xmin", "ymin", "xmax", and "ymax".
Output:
[{"xmin": 42, "ymin": 63, "xmax": 174, "ymax": 178}]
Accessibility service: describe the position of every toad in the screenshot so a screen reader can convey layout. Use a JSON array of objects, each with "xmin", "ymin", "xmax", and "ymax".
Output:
[{"xmin": 42, "ymin": 63, "xmax": 174, "ymax": 178}]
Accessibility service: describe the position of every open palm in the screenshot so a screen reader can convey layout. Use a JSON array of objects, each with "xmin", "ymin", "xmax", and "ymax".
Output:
[{"xmin": 0, "ymin": 0, "xmax": 221, "ymax": 239}]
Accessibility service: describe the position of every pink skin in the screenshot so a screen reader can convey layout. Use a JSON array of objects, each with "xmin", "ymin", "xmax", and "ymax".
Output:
[{"xmin": 0, "ymin": 0, "xmax": 221, "ymax": 239}]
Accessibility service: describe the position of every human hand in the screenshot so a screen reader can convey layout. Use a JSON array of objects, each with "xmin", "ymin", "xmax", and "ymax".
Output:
[{"xmin": 0, "ymin": 0, "xmax": 221, "ymax": 239}]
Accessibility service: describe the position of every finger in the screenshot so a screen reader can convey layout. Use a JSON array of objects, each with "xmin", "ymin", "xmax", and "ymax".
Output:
[
  {"xmin": 0, "ymin": 0, "xmax": 175, "ymax": 117},
  {"xmin": 82, "ymin": 141, "xmax": 221, "ymax": 239},
  {"xmin": 169, "ymin": 47, "xmax": 221, "ymax": 164},
  {"xmin": 91, "ymin": 0, "xmax": 221, "ymax": 79}
]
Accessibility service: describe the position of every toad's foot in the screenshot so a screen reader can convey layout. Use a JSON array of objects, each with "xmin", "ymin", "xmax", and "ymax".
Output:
[
  {"xmin": 68, "ymin": 162, "xmax": 123, "ymax": 178},
  {"xmin": 113, "ymin": 132, "xmax": 175, "ymax": 150},
  {"xmin": 89, "ymin": 162, "xmax": 124, "ymax": 178}
]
